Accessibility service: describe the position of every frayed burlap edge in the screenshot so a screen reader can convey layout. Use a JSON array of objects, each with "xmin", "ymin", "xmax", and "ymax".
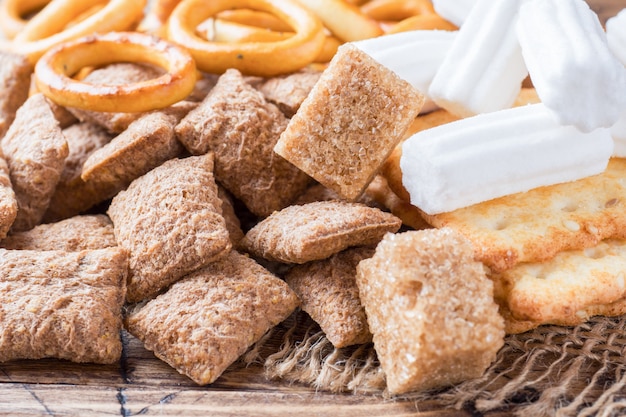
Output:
[{"xmin": 243, "ymin": 310, "xmax": 626, "ymax": 416}]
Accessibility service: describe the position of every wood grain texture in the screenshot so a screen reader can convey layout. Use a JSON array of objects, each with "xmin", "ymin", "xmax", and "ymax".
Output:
[{"xmin": 0, "ymin": 0, "xmax": 624, "ymax": 415}]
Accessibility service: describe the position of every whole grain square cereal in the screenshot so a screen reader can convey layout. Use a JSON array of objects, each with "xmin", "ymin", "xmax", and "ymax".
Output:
[
  {"xmin": 1, "ymin": 214, "xmax": 116, "ymax": 251},
  {"xmin": 356, "ymin": 229, "xmax": 505, "ymax": 394},
  {"xmin": 241, "ymin": 200, "xmax": 402, "ymax": 264},
  {"xmin": 0, "ymin": 149, "xmax": 17, "ymax": 239},
  {"xmin": 0, "ymin": 247, "xmax": 128, "ymax": 364},
  {"xmin": 285, "ymin": 247, "xmax": 374, "ymax": 348},
  {"xmin": 274, "ymin": 43, "xmax": 424, "ymax": 201},
  {"xmin": 257, "ymin": 69, "xmax": 322, "ymax": 117},
  {"xmin": 126, "ymin": 250, "xmax": 299, "ymax": 385},
  {"xmin": 0, "ymin": 51, "xmax": 32, "ymax": 140},
  {"xmin": 175, "ymin": 69, "xmax": 311, "ymax": 217},
  {"xmin": 1, "ymin": 93, "xmax": 68, "ymax": 232},
  {"xmin": 108, "ymin": 153, "xmax": 231, "ymax": 303}
]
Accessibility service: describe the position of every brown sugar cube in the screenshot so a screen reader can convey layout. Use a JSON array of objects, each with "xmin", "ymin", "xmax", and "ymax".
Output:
[
  {"xmin": 126, "ymin": 250, "xmax": 300, "ymax": 385},
  {"xmin": 241, "ymin": 200, "xmax": 402, "ymax": 264},
  {"xmin": 274, "ymin": 43, "xmax": 425, "ymax": 201},
  {"xmin": 1, "ymin": 214, "xmax": 116, "ymax": 251},
  {"xmin": 356, "ymin": 229, "xmax": 505, "ymax": 394},
  {"xmin": 67, "ymin": 63, "xmax": 163, "ymax": 134},
  {"xmin": 175, "ymin": 69, "xmax": 311, "ymax": 217},
  {"xmin": 286, "ymin": 247, "xmax": 374, "ymax": 348},
  {"xmin": 0, "ymin": 51, "xmax": 32, "ymax": 139},
  {"xmin": 1, "ymin": 93, "xmax": 69, "ymax": 232},
  {"xmin": 43, "ymin": 122, "xmax": 115, "ymax": 222},
  {"xmin": 108, "ymin": 153, "xmax": 231, "ymax": 303},
  {"xmin": 0, "ymin": 247, "xmax": 128, "ymax": 364},
  {"xmin": 81, "ymin": 111, "xmax": 184, "ymax": 186},
  {"xmin": 0, "ymin": 149, "xmax": 17, "ymax": 239},
  {"xmin": 257, "ymin": 69, "xmax": 322, "ymax": 117}
]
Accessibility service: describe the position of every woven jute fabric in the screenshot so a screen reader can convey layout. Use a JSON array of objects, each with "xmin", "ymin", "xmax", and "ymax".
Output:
[{"xmin": 243, "ymin": 310, "xmax": 626, "ymax": 417}]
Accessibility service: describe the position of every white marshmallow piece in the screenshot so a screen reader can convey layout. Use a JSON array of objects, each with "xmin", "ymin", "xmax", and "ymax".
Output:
[
  {"xmin": 431, "ymin": 0, "xmax": 477, "ymax": 27},
  {"xmin": 428, "ymin": 0, "xmax": 528, "ymax": 118},
  {"xmin": 353, "ymin": 30, "xmax": 457, "ymax": 113},
  {"xmin": 607, "ymin": 9, "xmax": 626, "ymax": 66},
  {"xmin": 517, "ymin": 0, "xmax": 626, "ymax": 133},
  {"xmin": 400, "ymin": 103, "xmax": 613, "ymax": 215},
  {"xmin": 612, "ymin": 111, "xmax": 626, "ymax": 157}
]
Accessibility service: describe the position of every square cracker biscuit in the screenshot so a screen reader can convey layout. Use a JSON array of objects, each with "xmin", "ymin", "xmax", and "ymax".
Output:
[
  {"xmin": 126, "ymin": 250, "xmax": 299, "ymax": 385},
  {"xmin": 356, "ymin": 229, "xmax": 504, "ymax": 394},
  {"xmin": 1, "ymin": 93, "xmax": 69, "ymax": 232},
  {"xmin": 108, "ymin": 153, "xmax": 231, "ymax": 303},
  {"xmin": 422, "ymin": 158, "xmax": 626, "ymax": 272},
  {"xmin": 492, "ymin": 238, "xmax": 626, "ymax": 333},
  {"xmin": 274, "ymin": 43, "xmax": 424, "ymax": 201},
  {"xmin": 0, "ymin": 247, "xmax": 128, "ymax": 364}
]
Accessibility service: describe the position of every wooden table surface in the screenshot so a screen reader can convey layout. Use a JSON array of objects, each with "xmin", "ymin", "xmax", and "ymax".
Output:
[{"xmin": 2, "ymin": 1, "xmax": 625, "ymax": 416}]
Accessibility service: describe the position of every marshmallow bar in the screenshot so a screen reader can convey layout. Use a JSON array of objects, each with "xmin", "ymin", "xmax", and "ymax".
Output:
[
  {"xmin": 607, "ymin": 9, "xmax": 626, "ymax": 66},
  {"xmin": 431, "ymin": 0, "xmax": 477, "ymax": 27},
  {"xmin": 353, "ymin": 30, "xmax": 456, "ymax": 113},
  {"xmin": 428, "ymin": 0, "xmax": 528, "ymax": 118},
  {"xmin": 400, "ymin": 103, "xmax": 613, "ymax": 215},
  {"xmin": 612, "ymin": 113, "xmax": 626, "ymax": 157},
  {"xmin": 517, "ymin": 0, "xmax": 626, "ymax": 132}
]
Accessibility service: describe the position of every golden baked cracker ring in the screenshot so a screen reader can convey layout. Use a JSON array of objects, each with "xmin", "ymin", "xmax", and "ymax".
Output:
[
  {"xmin": 217, "ymin": 8, "xmax": 293, "ymax": 32},
  {"xmin": 360, "ymin": 0, "xmax": 435, "ymax": 21},
  {"xmin": 34, "ymin": 31, "xmax": 197, "ymax": 113},
  {"xmin": 138, "ymin": 0, "xmax": 182, "ymax": 35},
  {"xmin": 314, "ymin": 33, "xmax": 341, "ymax": 63},
  {"xmin": 386, "ymin": 13, "xmax": 457, "ymax": 34},
  {"xmin": 167, "ymin": 0, "xmax": 326, "ymax": 76},
  {"xmin": 0, "ymin": 0, "xmax": 50, "ymax": 39},
  {"xmin": 197, "ymin": 18, "xmax": 294, "ymax": 43},
  {"xmin": 3, "ymin": 0, "xmax": 146, "ymax": 64},
  {"xmin": 294, "ymin": 0, "xmax": 382, "ymax": 42}
]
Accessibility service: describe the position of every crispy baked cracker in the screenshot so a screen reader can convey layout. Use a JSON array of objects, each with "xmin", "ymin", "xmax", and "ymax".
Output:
[
  {"xmin": 422, "ymin": 158, "xmax": 626, "ymax": 272},
  {"xmin": 0, "ymin": 149, "xmax": 17, "ymax": 239},
  {"xmin": 0, "ymin": 51, "xmax": 32, "ymax": 139},
  {"xmin": 285, "ymin": 247, "xmax": 374, "ymax": 348},
  {"xmin": 492, "ymin": 238, "xmax": 626, "ymax": 333},
  {"xmin": 0, "ymin": 247, "xmax": 128, "ymax": 364},
  {"xmin": 241, "ymin": 200, "xmax": 402, "ymax": 264},
  {"xmin": 126, "ymin": 250, "xmax": 299, "ymax": 385},
  {"xmin": 356, "ymin": 229, "xmax": 504, "ymax": 394},
  {"xmin": 108, "ymin": 153, "xmax": 231, "ymax": 303},
  {"xmin": 274, "ymin": 43, "xmax": 424, "ymax": 201}
]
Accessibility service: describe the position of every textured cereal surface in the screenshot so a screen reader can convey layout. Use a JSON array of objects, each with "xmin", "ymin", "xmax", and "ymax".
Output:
[
  {"xmin": 176, "ymin": 69, "xmax": 310, "ymax": 217},
  {"xmin": 241, "ymin": 200, "xmax": 402, "ymax": 264},
  {"xmin": 258, "ymin": 69, "xmax": 322, "ymax": 117},
  {"xmin": 0, "ymin": 149, "xmax": 17, "ymax": 239},
  {"xmin": 0, "ymin": 51, "xmax": 32, "ymax": 139},
  {"xmin": 108, "ymin": 153, "xmax": 231, "ymax": 302},
  {"xmin": 274, "ymin": 43, "xmax": 424, "ymax": 200},
  {"xmin": 422, "ymin": 158, "xmax": 626, "ymax": 272},
  {"xmin": 1, "ymin": 214, "xmax": 116, "ymax": 251},
  {"xmin": 286, "ymin": 247, "xmax": 374, "ymax": 348},
  {"xmin": 217, "ymin": 186, "xmax": 244, "ymax": 249},
  {"xmin": 1, "ymin": 94, "xmax": 68, "ymax": 232},
  {"xmin": 81, "ymin": 111, "xmax": 184, "ymax": 186},
  {"xmin": 356, "ymin": 229, "xmax": 505, "ymax": 394},
  {"xmin": 492, "ymin": 238, "xmax": 626, "ymax": 333},
  {"xmin": 67, "ymin": 63, "xmax": 163, "ymax": 134},
  {"xmin": 0, "ymin": 247, "xmax": 128, "ymax": 364},
  {"xmin": 126, "ymin": 250, "xmax": 299, "ymax": 385}
]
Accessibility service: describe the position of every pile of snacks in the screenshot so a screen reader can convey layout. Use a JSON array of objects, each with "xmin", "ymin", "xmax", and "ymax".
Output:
[{"xmin": 0, "ymin": 0, "xmax": 625, "ymax": 405}]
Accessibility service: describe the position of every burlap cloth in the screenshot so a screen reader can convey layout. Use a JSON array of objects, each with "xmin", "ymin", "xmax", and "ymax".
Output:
[{"xmin": 242, "ymin": 310, "xmax": 626, "ymax": 417}]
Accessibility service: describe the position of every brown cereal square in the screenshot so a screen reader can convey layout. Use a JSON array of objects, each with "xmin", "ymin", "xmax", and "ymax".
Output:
[
  {"xmin": 0, "ymin": 51, "xmax": 32, "ymax": 139},
  {"xmin": 125, "ymin": 250, "xmax": 299, "ymax": 385},
  {"xmin": 241, "ymin": 200, "xmax": 402, "ymax": 264},
  {"xmin": 0, "ymin": 149, "xmax": 17, "ymax": 239},
  {"xmin": 286, "ymin": 247, "xmax": 374, "ymax": 348},
  {"xmin": 274, "ymin": 43, "xmax": 424, "ymax": 200},
  {"xmin": 257, "ymin": 69, "xmax": 322, "ymax": 117},
  {"xmin": 1, "ymin": 214, "xmax": 116, "ymax": 251},
  {"xmin": 175, "ymin": 69, "xmax": 311, "ymax": 217},
  {"xmin": 356, "ymin": 229, "xmax": 505, "ymax": 394},
  {"xmin": 0, "ymin": 247, "xmax": 128, "ymax": 364},
  {"xmin": 107, "ymin": 153, "xmax": 231, "ymax": 303},
  {"xmin": 1, "ymin": 93, "xmax": 68, "ymax": 231}
]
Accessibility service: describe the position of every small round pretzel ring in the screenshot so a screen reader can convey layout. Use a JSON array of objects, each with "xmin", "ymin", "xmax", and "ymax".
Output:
[
  {"xmin": 167, "ymin": 0, "xmax": 326, "ymax": 76},
  {"xmin": 360, "ymin": 0, "xmax": 434, "ymax": 22},
  {"xmin": 197, "ymin": 18, "xmax": 294, "ymax": 43},
  {"xmin": 5, "ymin": 0, "xmax": 146, "ymax": 64},
  {"xmin": 386, "ymin": 13, "xmax": 457, "ymax": 34},
  {"xmin": 217, "ymin": 8, "xmax": 293, "ymax": 32},
  {"xmin": 34, "ymin": 31, "xmax": 197, "ymax": 113},
  {"xmin": 0, "ymin": 0, "xmax": 50, "ymax": 39}
]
